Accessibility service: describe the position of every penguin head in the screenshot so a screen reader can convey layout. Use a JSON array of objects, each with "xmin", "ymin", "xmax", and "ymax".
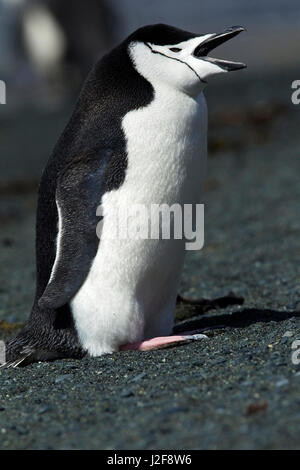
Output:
[{"xmin": 127, "ymin": 24, "xmax": 246, "ymax": 96}]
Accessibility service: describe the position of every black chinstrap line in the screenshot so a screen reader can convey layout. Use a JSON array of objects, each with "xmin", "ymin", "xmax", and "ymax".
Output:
[{"xmin": 144, "ymin": 42, "xmax": 207, "ymax": 84}]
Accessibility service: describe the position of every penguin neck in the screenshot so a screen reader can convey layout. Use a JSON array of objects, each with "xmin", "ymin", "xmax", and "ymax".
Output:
[
  {"xmin": 148, "ymin": 81, "xmax": 207, "ymax": 124},
  {"xmin": 152, "ymin": 81, "xmax": 205, "ymax": 104}
]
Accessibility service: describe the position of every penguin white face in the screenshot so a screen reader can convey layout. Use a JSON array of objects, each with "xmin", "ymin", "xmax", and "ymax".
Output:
[{"xmin": 128, "ymin": 24, "xmax": 246, "ymax": 96}]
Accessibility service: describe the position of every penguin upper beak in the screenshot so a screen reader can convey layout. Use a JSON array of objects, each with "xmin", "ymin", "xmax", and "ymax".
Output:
[{"xmin": 193, "ymin": 26, "xmax": 247, "ymax": 71}]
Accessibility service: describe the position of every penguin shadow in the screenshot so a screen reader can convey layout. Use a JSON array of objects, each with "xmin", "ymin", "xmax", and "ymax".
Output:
[{"xmin": 174, "ymin": 296, "xmax": 300, "ymax": 334}]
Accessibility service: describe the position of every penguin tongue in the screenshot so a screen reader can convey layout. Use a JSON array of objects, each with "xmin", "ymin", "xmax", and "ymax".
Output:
[{"xmin": 193, "ymin": 25, "xmax": 247, "ymax": 71}]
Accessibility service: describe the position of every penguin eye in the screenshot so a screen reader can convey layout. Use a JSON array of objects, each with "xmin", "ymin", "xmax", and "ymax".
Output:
[{"xmin": 169, "ymin": 47, "xmax": 181, "ymax": 53}]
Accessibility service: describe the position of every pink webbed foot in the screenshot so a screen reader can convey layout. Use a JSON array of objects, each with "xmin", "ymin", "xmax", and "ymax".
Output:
[{"xmin": 119, "ymin": 332, "xmax": 208, "ymax": 352}]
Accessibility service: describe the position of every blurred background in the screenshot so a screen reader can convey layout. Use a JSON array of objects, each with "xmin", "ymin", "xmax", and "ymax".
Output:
[
  {"xmin": 1, "ymin": 0, "xmax": 300, "ymax": 183},
  {"xmin": 0, "ymin": 0, "xmax": 300, "ymax": 322},
  {"xmin": 1, "ymin": 0, "xmax": 300, "ymax": 182}
]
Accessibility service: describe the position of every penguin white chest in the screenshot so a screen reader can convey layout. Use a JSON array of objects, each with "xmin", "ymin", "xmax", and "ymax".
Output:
[
  {"xmin": 71, "ymin": 89, "xmax": 207, "ymax": 356},
  {"xmin": 122, "ymin": 88, "xmax": 207, "ymax": 204}
]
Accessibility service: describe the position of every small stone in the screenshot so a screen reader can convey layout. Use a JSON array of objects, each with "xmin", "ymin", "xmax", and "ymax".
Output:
[
  {"xmin": 280, "ymin": 337, "xmax": 289, "ymax": 344},
  {"xmin": 245, "ymin": 401, "xmax": 268, "ymax": 416},
  {"xmin": 17, "ymin": 426, "xmax": 27, "ymax": 435},
  {"xmin": 160, "ymin": 406, "xmax": 189, "ymax": 416},
  {"xmin": 120, "ymin": 388, "xmax": 134, "ymax": 398},
  {"xmin": 283, "ymin": 331, "xmax": 294, "ymax": 337},
  {"xmin": 241, "ymin": 380, "xmax": 253, "ymax": 387},
  {"xmin": 211, "ymin": 358, "xmax": 226, "ymax": 365},
  {"xmin": 132, "ymin": 372, "xmax": 146, "ymax": 382},
  {"xmin": 275, "ymin": 378, "xmax": 289, "ymax": 388},
  {"xmin": 55, "ymin": 374, "xmax": 72, "ymax": 384},
  {"xmin": 38, "ymin": 405, "xmax": 51, "ymax": 414}
]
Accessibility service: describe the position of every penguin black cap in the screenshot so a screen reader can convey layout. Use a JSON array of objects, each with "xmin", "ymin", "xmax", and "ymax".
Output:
[{"xmin": 126, "ymin": 23, "xmax": 199, "ymax": 46}]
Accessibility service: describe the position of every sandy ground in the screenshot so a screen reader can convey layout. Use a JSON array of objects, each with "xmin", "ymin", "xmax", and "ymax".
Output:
[{"xmin": 0, "ymin": 67, "xmax": 300, "ymax": 449}]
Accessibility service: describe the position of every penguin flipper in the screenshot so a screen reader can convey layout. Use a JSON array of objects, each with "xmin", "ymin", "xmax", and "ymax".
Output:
[{"xmin": 38, "ymin": 149, "xmax": 113, "ymax": 310}]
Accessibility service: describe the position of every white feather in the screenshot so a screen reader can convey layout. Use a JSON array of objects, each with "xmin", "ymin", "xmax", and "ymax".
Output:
[{"xmin": 49, "ymin": 200, "xmax": 63, "ymax": 284}]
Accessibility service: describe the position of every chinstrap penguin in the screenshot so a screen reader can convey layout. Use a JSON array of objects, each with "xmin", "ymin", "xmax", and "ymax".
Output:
[{"xmin": 2, "ymin": 24, "xmax": 246, "ymax": 367}]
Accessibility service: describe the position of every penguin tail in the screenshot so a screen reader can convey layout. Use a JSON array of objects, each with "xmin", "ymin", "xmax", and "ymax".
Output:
[
  {"xmin": 1, "ymin": 326, "xmax": 86, "ymax": 368},
  {"xmin": 0, "ymin": 341, "xmax": 65, "ymax": 368},
  {"xmin": 0, "ymin": 346, "xmax": 35, "ymax": 369},
  {"xmin": 1, "ymin": 330, "xmax": 46, "ymax": 368},
  {"xmin": 1, "ymin": 331, "xmax": 37, "ymax": 368}
]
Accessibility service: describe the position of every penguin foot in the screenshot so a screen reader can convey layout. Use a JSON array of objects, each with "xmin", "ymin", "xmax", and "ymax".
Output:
[{"xmin": 120, "ymin": 332, "xmax": 209, "ymax": 351}]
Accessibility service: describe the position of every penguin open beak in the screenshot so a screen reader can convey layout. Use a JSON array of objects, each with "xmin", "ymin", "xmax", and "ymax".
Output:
[{"xmin": 193, "ymin": 26, "xmax": 246, "ymax": 71}]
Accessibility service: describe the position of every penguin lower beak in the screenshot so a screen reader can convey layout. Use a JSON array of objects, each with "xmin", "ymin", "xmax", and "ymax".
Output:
[{"xmin": 193, "ymin": 26, "xmax": 247, "ymax": 71}]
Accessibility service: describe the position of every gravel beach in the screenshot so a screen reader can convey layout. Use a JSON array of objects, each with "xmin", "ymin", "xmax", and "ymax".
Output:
[{"xmin": 0, "ymin": 68, "xmax": 300, "ymax": 449}]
